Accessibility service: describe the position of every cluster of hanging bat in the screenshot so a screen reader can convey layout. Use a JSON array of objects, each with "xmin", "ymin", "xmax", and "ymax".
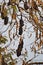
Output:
[{"xmin": 0, "ymin": 0, "xmax": 43, "ymax": 57}]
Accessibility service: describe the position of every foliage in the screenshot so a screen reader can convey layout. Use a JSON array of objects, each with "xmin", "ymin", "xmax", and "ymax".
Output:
[
  {"xmin": 0, "ymin": 0, "xmax": 43, "ymax": 65},
  {"xmin": 0, "ymin": 36, "xmax": 7, "ymax": 44}
]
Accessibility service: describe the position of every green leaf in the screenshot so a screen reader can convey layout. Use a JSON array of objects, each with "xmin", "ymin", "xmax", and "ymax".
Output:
[
  {"xmin": 11, "ymin": 0, "xmax": 17, "ymax": 3},
  {"xmin": 11, "ymin": 5, "xmax": 17, "ymax": 12},
  {"xmin": 9, "ymin": 62, "xmax": 15, "ymax": 65},
  {"xmin": 0, "ymin": 36, "xmax": 8, "ymax": 44}
]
